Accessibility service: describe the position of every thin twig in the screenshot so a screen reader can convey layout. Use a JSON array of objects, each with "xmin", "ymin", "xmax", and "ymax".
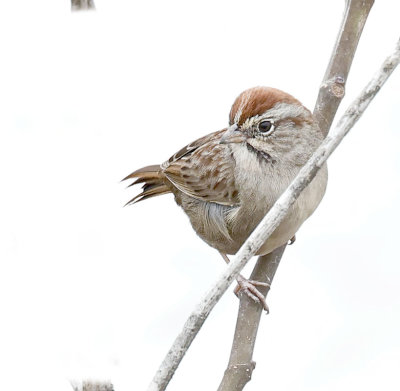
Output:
[
  {"xmin": 71, "ymin": 380, "xmax": 114, "ymax": 391},
  {"xmin": 71, "ymin": 0, "xmax": 95, "ymax": 11},
  {"xmin": 218, "ymin": 0, "xmax": 375, "ymax": 389},
  {"xmin": 147, "ymin": 37, "xmax": 400, "ymax": 391}
]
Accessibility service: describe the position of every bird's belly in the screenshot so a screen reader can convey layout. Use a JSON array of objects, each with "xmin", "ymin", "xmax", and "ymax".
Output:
[
  {"xmin": 238, "ymin": 164, "xmax": 328, "ymax": 255},
  {"xmin": 178, "ymin": 164, "xmax": 327, "ymax": 256},
  {"xmin": 178, "ymin": 199, "xmax": 300, "ymax": 255},
  {"xmin": 227, "ymin": 204, "xmax": 301, "ymax": 255}
]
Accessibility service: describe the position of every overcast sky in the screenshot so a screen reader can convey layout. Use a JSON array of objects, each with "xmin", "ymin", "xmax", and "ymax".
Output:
[{"xmin": 0, "ymin": 1, "xmax": 399, "ymax": 390}]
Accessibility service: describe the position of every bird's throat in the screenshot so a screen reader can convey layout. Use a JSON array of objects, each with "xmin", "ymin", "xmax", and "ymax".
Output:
[{"xmin": 246, "ymin": 143, "xmax": 275, "ymax": 164}]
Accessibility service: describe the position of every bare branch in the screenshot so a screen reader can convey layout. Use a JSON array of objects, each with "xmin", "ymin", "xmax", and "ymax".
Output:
[
  {"xmin": 217, "ymin": 246, "xmax": 286, "ymax": 391},
  {"xmin": 147, "ymin": 37, "xmax": 400, "ymax": 391},
  {"xmin": 71, "ymin": 0, "xmax": 95, "ymax": 11},
  {"xmin": 218, "ymin": 1, "xmax": 375, "ymax": 389},
  {"xmin": 313, "ymin": 0, "xmax": 374, "ymax": 136},
  {"xmin": 71, "ymin": 380, "xmax": 114, "ymax": 391}
]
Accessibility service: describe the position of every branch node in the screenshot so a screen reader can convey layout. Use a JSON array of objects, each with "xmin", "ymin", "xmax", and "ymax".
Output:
[{"xmin": 322, "ymin": 76, "xmax": 346, "ymax": 98}]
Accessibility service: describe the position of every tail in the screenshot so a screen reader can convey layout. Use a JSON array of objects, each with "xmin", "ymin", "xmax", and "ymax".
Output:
[{"xmin": 122, "ymin": 164, "xmax": 171, "ymax": 206}]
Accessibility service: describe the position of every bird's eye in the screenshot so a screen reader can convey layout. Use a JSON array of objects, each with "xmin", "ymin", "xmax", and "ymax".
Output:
[{"xmin": 258, "ymin": 120, "xmax": 274, "ymax": 134}]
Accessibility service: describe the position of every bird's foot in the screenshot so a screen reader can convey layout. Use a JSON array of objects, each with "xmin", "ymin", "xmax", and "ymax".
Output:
[
  {"xmin": 218, "ymin": 251, "xmax": 270, "ymax": 312},
  {"xmin": 234, "ymin": 274, "xmax": 270, "ymax": 313}
]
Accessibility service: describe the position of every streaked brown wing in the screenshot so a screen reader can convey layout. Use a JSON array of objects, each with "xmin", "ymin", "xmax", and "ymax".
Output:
[
  {"xmin": 161, "ymin": 129, "xmax": 226, "ymax": 168},
  {"xmin": 162, "ymin": 129, "xmax": 240, "ymax": 206}
]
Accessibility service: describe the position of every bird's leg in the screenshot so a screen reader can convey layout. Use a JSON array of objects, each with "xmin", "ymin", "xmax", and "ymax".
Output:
[{"xmin": 219, "ymin": 252, "xmax": 270, "ymax": 312}]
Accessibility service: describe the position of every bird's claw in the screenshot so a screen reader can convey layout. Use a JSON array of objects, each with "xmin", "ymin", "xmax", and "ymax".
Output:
[{"xmin": 234, "ymin": 275, "xmax": 270, "ymax": 313}]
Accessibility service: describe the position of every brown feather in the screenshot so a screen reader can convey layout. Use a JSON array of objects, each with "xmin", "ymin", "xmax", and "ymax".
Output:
[
  {"xmin": 229, "ymin": 87, "xmax": 303, "ymax": 126},
  {"xmin": 122, "ymin": 165, "xmax": 161, "ymax": 181},
  {"xmin": 124, "ymin": 184, "xmax": 170, "ymax": 206},
  {"xmin": 136, "ymin": 188, "xmax": 171, "ymax": 203},
  {"xmin": 123, "ymin": 164, "xmax": 172, "ymax": 205},
  {"xmin": 127, "ymin": 177, "xmax": 158, "ymax": 188},
  {"xmin": 163, "ymin": 133, "xmax": 240, "ymax": 206},
  {"xmin": 124, "ymin": 130, "xmax": 237, "ymax": 207}
]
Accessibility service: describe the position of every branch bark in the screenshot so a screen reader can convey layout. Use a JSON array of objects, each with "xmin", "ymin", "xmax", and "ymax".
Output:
[
  {"xmin": 217, "ymin": 246, "xmax": 286, "ymax": 391},
  {"xmin": 148, "ymin": 35, "xmax": 400, "ymax": 391},
  {"xmin": 218, "ymin": 1, "xmax": 375, "ymax": 389},
  {"xmin": 313, "ymin": 0, "xmax": 374, "ymax": 137},
  {"xmin": 71, "ymin": 380, "xmax": 114, "ymax": 391}
]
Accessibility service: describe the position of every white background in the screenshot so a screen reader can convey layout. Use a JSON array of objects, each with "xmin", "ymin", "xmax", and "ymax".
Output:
[{"xmin": 0, "ymin": 1, "xmax": 399, "ymax": 390}]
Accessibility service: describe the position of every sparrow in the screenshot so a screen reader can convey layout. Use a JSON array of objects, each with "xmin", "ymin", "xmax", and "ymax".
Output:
[{"xmin": 123, "ymin": 87, "xmax": 328, "ymax": 310}]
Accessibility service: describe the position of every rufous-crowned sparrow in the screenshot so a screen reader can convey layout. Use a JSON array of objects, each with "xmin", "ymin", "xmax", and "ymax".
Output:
[{"xmin": 124, "ymin": 86, "xmax": 328, "ymax": 310}]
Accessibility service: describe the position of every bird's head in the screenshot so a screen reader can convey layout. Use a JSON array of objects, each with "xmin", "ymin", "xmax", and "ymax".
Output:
[{"xmin": 220, "ymin": 86, "xmax": 321, "ymax": 164}]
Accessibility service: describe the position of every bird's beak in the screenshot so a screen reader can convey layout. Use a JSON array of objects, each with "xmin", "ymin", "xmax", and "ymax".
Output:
[{"xmin": 219, "ymin": 124, "xmax": 247, "ymax": 144}]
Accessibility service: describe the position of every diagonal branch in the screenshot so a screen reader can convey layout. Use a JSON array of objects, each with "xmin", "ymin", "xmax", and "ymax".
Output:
[
  {"xmin": 218, "ymin": 1, "xmax": 375, "ymax": 389},
  {"xmin": 147, "ymin": 36, "xmax": 400, "ymax": 391}
]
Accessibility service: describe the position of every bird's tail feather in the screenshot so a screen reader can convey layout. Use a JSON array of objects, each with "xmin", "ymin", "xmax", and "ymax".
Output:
[{"xmin": 122, "ymin": 165, "xmax": 170, "ymax": 205}]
